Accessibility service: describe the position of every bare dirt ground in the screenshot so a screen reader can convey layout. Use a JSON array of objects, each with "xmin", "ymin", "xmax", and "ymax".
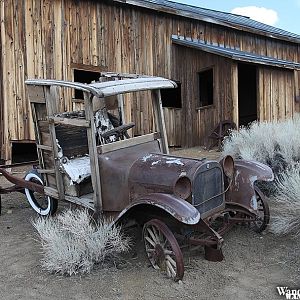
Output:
[{"xmin": 0, "ymin": 147, "xmax": 299, "ymax": 300}]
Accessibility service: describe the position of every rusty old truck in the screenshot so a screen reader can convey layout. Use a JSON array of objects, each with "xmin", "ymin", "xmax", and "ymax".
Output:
[{"xmin": 0, "ymin": 72, "xmax": 273, "ymax": 281}]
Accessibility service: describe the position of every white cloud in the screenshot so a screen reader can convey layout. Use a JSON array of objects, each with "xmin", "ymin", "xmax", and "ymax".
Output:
[{"xmin": 231, "ymin": 6, "xmax": 279, "ymax": 26}]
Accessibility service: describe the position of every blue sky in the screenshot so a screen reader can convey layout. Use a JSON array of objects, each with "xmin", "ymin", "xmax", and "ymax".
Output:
[{"xmin": 174, "ymin": 0, "xmax": 300, "ymax": 35}]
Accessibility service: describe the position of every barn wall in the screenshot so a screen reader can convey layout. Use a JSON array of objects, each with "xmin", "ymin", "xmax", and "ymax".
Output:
[
  {"xmin": 0, "ymin": 0, "xmax": 299, "ymax": 160},
  {"xmin": 170, "ymin": 45, "xmax": 234, "ymax": 147},
  {"xmin": 258, "ymin": 67, "xmax": 295, "ymax": 122}
]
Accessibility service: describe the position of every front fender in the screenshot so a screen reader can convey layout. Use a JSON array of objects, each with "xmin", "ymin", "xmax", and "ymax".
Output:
[
  {"xmin": 227, "ymin": 159, "xmax": 273, "ymax": 209},
  {"xmin": 115, "ymin": 193, "xmax": 200, "ymax": 225},
  {"xmin": 234, "ymin": 160, "xmax": 274, "ymax": 183}
]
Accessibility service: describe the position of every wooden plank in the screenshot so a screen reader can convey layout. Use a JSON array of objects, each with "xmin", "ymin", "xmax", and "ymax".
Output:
[
  {"xmin": 231, "ymin": 63, "xmax": 239, "ymax": 128},
  {"xmin": 45, "ymin": 86, "xmax": 65, "ymax": 200},
  {"xmin": 98, "ymin": 132, "xmax": 159, "ymax": 154},
  {"xmin": 44, "ymin": 186, "xmax": 59, "ymax": 199},
  {"xmin": 49, "ymin": 116, "xmax": 90, "ymax": 128},
  {"xmin": 295, "ymin": 70, "xmax": 300, "ymax": 104},
  {"xmin": 36, "ymin": 144, "xmax": 53, "ymax": 151},
  {"xmin": 257, "ymin": 68, "xmax": 264, "ymax": 121},
  {"xmin": 36, "ymin": 169, "xmax": 55, "ymax": 174},
  {"xmin": 65, "ymin": 193, "xmax": 95, "ymax": 210},
  {"xmin": 83, "ymin": 91, "xmax": 103, "ymax": 215},
  {"xmin": 152, "ymin": 90, "xmax": 169, "ymax": 154},
  {"xmin": 27, "ymin": 86, "xmax": 46, "ymax": 103}
]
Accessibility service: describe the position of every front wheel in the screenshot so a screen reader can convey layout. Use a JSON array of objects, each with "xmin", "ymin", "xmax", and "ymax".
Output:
[
  {"xmin": 252, "ymin": 186, "xmax": 270, "ymax": 233},
  {"xmin": 143, "ymin": 219, "xmax": 184, "ymax": 281},
  {"xmin": 24, "ymin": 169, "xmax": 57, "ymax": 216}
]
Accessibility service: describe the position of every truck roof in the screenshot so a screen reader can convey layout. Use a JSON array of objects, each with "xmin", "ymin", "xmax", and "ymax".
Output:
[{"xmin": 25, "ymin": 76, "xmax": 176, "ymax": 98}]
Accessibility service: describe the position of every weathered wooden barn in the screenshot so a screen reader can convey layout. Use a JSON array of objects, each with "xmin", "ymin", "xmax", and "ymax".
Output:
[{"xmin": 1, "ymin": 0, "xmax": 300, "ymax": 163}]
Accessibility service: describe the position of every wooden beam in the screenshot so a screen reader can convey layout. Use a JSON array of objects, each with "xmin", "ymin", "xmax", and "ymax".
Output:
[
  {"xmin": 231, "ymin": 63, "xmax": 239, "ymax": 128},
  {"xmin": 152, "ymin": 90, "xmax": 169, "ymax": 154},
  {"xmin": 97, "ymin": 132, "xmax": 159, "ymax": 154},
  {"xmin": 49, "ymin": 116, "xmax": 90, "ymax": 128},
  {"xmin": 45, "ymin": 86, "xmax": 65, "ymax": 200},
  {"xmin": 84, "ymin": 91, "xmax": 103, "ymax": 216}
]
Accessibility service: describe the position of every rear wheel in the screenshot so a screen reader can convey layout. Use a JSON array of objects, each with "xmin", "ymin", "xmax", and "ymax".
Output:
[
  {"xmin": 24, "ymin": 169, "xmax": 57, "ymax": 216},
  {"xmin": 143, "ymin": 219, "xmax": 184, "ymax": 281}
]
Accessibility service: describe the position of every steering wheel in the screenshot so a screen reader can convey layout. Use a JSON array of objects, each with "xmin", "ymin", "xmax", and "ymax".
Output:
[{"xmin": 101, "ymin": 122, "xmax": 135, "ymax": 141}]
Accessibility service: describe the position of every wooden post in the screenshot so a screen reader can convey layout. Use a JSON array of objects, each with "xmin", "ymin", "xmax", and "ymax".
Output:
[
  {"xmin": 231, "ymin": 63, "xmax": 239, "ymax": 129},
  {"xmin": 152, "ymin": 90, "xmax": 169, "ymax": 154},
  {"xmin": 294, "ymin": 70, "xmax": 300, "ymax": 113},
  {"xmin": 83, "ymin": 91, "xmax": 103, "ymax": 215},
  {"xmin": 45, "ymin": 86, "xmax": 65, "ymax": 200}
]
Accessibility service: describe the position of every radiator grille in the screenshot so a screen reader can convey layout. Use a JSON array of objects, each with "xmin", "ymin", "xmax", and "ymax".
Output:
[{"xmin": 192, "ymin": 166, "xmax": 224, "ymax": 215}]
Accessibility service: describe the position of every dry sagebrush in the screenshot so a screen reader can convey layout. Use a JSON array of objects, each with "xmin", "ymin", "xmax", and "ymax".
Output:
[
  {"xmin": 222, "ymin": 116, "xmax": 300, "ymax": 237},
  {"xmin": 32, "ymin": 209, "xmax": 130, "ymax": 275},
  {"xmin": 270, "ymin": 165, "xmax": 300, "ymax": 237},
  {"xmin": 223, "ymin": 116, "xmax": 300, "ymax": 171}
]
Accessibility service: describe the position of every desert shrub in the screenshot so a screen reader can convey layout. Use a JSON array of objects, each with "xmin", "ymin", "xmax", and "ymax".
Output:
[
  {"xmin": 223, "ymin": 116, "xmax": 300, "ymax": 171},
  {"xmin": 32, "ymin": 209, "xmax": 130, "ymax": 275},
  {"xmin": 222, "ymin": 115, "xmax": 300, "ymax": 236},
  {"xmin": 269, "ymin": 165, "xmax": 300, "ymax": 237}
]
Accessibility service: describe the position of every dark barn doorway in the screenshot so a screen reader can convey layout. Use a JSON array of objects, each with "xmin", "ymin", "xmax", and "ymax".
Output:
[{"xmin": 238, "ymin": 63, "xmax": 258, "ymax": 126}]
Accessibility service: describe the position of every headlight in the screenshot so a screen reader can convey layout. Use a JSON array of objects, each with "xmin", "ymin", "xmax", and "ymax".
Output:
[
  {"xmin": 174, "ymin": 176, "xmax": 192, "ymax": 199},
  {"xmin": 222, "ymin": 155, "xmax": 235, "ymax": 179}
]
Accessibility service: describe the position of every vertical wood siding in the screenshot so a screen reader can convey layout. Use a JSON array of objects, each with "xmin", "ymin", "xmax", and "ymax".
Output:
[{"xmin": 0, "ymin": 0, "xmax": 299, "ymax": 160}]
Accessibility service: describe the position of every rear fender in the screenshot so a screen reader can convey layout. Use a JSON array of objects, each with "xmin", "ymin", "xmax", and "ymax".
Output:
[{"xmin": 114, "ymin": 193, "xmax": 200, "ymax": 225}]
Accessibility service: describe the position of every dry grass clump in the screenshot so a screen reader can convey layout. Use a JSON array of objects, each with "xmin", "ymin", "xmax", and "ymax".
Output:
[
  {"xmin": 223, "ymin": 116, "xmax": 300, "ymax": 172},
  {"xmin": 222, "ymin": 115, "xmax": 300, "ymax": 236},
  {"xmin": 269, "ymin": 165, "xmax": 300, "ymax": 237},
  {"xmin": 32, "ymin": 209, "xmax": 130, "ymax": 275}
]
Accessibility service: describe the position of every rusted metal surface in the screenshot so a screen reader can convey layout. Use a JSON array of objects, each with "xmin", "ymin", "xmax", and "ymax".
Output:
[
  {"xmin": 98, "ymin": 140, "xmax": 161, "ymax": 212},
  {"xmin": 143, "ymin": 219, "xmax": 184, "ymax": 281},
  {"xmin": 15, "ymin": 76, "xmax": 276, "ymax": 281},
  {"xmin": 115, "ymin": 193, "xmax": 200, "ymax": 225},
  {"xmin": 0, "ymin": 168, "xmax": 44, "ymax": 194},
  {"xmin": 252, "ymin": 186, "xmax": 270, "ymax": 233},
  {"xmin": 129, "ymin": 153, "xmax": 226, "ymax": 219},
  {"xmin": 226, "ymin": 159, "xmax": 273, "ymax": 210}
]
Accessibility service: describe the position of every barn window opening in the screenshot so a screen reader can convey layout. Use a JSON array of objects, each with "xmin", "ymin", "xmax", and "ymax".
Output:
[
  {"xmin": 73, "ymin": 69, "xmax": 100, "ymax": 99},
  {"xmin": 161, "ymin": 81, "xmax": 182, "ymax": 108},
  {"xmin": 12, "ymin": 142, "xmax": 37, "ymax": 163},
  {"xmin": 198, "ymin": 68, "xmax": 213, "ymax": 107}
]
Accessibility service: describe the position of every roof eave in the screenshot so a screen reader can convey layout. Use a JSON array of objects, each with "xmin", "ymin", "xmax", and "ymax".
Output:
[{"xmin": 112, "ymin": 0, "xmax": 300, "ymax": 44}]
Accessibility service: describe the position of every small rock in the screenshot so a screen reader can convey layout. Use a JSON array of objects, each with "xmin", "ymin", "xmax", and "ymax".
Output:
[{"xmin": 7, "ymin": 209, "xmax": 12, "ymax": 214}]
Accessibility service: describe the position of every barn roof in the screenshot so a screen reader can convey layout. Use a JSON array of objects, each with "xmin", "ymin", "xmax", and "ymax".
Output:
[
  {"xmin": 113, "ymin": 0, "xmax": 300, "ymax": 43},
  {"xmin": 172, "ymin": 35, "xmax": 300, "ymax": 69}
]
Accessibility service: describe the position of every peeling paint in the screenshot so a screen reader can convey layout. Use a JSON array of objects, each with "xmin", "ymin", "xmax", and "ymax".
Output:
[
  {"xmin": 56, "ymin": 139, "xmax": 63, "ymax": 158},
  {"xmin": 61, "ymin": 156, "xmax": 91, "ymax": 184},
  {"xmin": 142, "ymin": 154, "xmax": 153, "ymax": 162},
  {"xmin": 166, "ymin": 158, "xmax": 184, "ymax": 166},
  {"xmin": 95, "ymin": 109, "xmax": 116, "ymax": 143},
  {"xmin": 250, "ymin": 195, "xmax": 258, "ymax": 210},
  {"xmin": 249, "ymin": 175, "xmax": 258, "ymax": 186},
  {"xmin": 151, "ymin": 160, "xmax": 160, "ymax": 166}
]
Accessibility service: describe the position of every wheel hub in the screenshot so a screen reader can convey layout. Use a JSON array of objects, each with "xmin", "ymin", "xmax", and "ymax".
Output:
[{"xmin": 153, "ymin": 244, "xmax": 165, "ymax": 265}]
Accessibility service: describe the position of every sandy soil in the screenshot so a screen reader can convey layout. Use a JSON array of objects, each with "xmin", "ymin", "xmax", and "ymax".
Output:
[{"xmin": 0, "ymin": 148, "xmax": 299, "ymax": 300}]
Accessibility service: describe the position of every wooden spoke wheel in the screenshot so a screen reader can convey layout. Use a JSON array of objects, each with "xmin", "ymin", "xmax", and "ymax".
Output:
[
  {"xmin": 251, "ymin": 186, "xmax": 270, "ymax": 233},
  {"xmin": 143, "ymin": 219, "xmax": 184, "ymax": 281}
]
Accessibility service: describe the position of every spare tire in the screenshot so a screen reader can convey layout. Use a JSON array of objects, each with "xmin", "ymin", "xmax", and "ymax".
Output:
[{"xmin": 24, "ymin": 169, "xmax": 58, "ymax": 216}]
